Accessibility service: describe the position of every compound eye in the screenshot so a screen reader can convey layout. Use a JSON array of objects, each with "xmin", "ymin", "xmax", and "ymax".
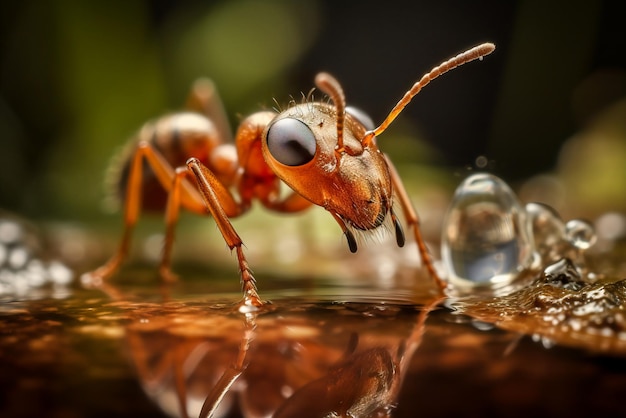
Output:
[
  {"xmin": 346, "ymin": 106, "xmax": 375, "ymax": 131},
  {"xmin": 266, "ymin": 118, "xmax": 317, "ymax": 166}
]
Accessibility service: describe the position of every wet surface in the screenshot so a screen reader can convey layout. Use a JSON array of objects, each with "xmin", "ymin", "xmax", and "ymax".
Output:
[{"xmin": 1, "ymin": 271, "xmax": 626, "ymax": 418}]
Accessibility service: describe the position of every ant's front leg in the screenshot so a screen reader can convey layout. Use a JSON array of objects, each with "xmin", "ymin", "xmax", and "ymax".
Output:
[
  {"xmin": 186, "ymin": 158, "xmax": 263, "ymax": 307},
  {"xmin": 384, "ymin": 155, "xmax": 447, "ymax": 294}
]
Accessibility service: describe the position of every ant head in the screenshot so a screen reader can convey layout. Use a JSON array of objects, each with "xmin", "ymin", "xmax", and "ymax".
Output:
[{"xmin": 261, "ymin": 74, "xmax": 393, "ymax": 232}]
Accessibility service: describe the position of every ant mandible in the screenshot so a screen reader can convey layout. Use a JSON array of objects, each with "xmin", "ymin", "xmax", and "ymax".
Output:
[{"xmin": 83, "ymin": 43, "xmax": 495, "ymax": 307}]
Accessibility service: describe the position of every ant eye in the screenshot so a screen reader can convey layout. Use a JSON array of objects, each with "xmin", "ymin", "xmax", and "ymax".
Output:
[
  {"xmin": 266, "ymin": 118, "xmax": 317, "ymax": 166},
  {"xmin": 346, "ymin": 106, "xmax": 375, "ymax": 131}
]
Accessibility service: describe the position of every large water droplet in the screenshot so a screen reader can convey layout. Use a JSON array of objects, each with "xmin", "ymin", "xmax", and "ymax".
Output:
[{"xmin": 441, "ymin": 173, "xmax": 536, "ymax": 288}]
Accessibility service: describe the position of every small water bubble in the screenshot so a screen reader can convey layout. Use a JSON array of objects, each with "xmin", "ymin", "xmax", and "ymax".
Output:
[
  {"xmin": 441, "ymin": 173, "xmax": 536, "ymax": 288},
  {"xmin": 540, "ymin": 336, "xmax": 556, "ymax": 349},
  {"xmin": 23, "ymin": 266, "xmax": 46, "ymax": 287},
  {"xmin": 565, "ymin": 219, "xmax": 597, "ymax": 250},
  {"xmin": 475, "ymin": 155, "xmax": 489, "ymax": 169},
  {"xmin": 48, "ymin": 261, "xmax": 74, "ymax": 285},
  {"xmin": 472, "ymin": 319, "xmax": 495, "ymax": 331},
  {"xmin": 569, "ymin": 318, "xmax": 583, "ymax": 332},
  {"xmin": 530, "ymin": 333, "xmax": 556, "ymax": 348},
  {"xmin": 0, "ymin": 220, "xmax": 22, "ymax": 244},
  {"xmin": 8, "ymin": 247, "xmax": 29, "ymax": 270}
]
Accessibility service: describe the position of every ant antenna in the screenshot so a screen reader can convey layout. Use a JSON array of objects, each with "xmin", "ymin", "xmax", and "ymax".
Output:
[
  {"xmin": 362, "ymin": 43, "xmax": 495, "ymax": 146},
  {"xmin": 315, "ymin": 72, "xmax": 346, "ymax": 155}
]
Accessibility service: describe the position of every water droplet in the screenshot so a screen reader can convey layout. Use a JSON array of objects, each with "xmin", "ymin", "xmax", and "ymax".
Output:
[
  {"xmin": 441, "ymin": 173, "xmax": 536, "ymax": 288},
  {"xmin": 24, "ymin": 259, "xmax": 46, "ymax": 287},
  {"xmin": 540, "ymin": 258, "xmax": 585, "ymax": 291},
  {"xmin": 475, "ymin": 155, "xmax": 488, "ymax": 168},
  {"xmin": 48, "ymin": 261, "xmax": 74, "ymax": 285},
  {"xmin": 565, "ymin": 219, "xmax": 597, "ymax": 250},
  {"xmin": 238, "ymin": 302, "xmax": 260, "ymax": 314},
  {"xmin": 8, "ymin": 247, "xmax": 29, "ymax": 270},
  {"xmin": 472, "ymin": 319, "xmax": 495, "ymax": 331},
  {"xmin": 0, "ymin": 220, "xmax": 22, "ymax": 244},
  {"xmin": 526, "ymin": 203, "xmax": 566, "ymax": 251},
  {"xmin": 541, "ymin": 336, "xmax": 556, "ymax": 349}
]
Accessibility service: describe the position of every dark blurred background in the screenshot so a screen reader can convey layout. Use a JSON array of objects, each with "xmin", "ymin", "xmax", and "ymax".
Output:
[{"xmin": 1, "ymin": 0, "xmax": 625, "ymax": 222}]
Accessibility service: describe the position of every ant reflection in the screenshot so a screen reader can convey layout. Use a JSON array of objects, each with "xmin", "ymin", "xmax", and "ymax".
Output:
[{"xmin": 98, "ymin": 283, "xmax": 440, "ymax": 418}]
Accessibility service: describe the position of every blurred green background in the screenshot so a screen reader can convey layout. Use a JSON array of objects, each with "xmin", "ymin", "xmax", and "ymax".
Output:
[{"xmin": 0, "ymin": 0, "xmax": 625, "ymax": 223}]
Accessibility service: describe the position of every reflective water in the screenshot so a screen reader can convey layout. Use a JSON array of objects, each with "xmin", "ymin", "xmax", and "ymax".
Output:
[
  {"xmin": 3, "ymin": 278, "xmax": 626, "ymax": 418},
  {"xmin": 117, "ymin": 291, "xmax": 440, "ymax": 418}
]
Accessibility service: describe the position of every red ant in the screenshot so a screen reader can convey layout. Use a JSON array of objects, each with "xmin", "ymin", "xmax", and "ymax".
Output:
[{"xmin": 83, "ymin": 43, "xmax": 495, "ymax": 307}]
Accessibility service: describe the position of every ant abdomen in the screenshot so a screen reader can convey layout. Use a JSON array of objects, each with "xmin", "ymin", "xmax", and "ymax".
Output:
[{"xmin": 117, "ymin": 112, "xmax": 227, "ymax": 211}]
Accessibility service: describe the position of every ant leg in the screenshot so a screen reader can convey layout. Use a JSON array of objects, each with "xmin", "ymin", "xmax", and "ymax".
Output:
[
  {"xmin": 158, "ymin": 167, "xmax": 190, "ymax": 283},
  {"xmin": 82, "ymin": 141, "xmax": 148, "ymax": 284},
  {"xmin": 186, "ymin": 158, "xmax": 261, "ymax": 306},
  {"xmin": 383, "ymin": 155, "xmax": 446, "ymax": 293},
  {"xmin": 185, "ymin": 78, "xmax": 233, "ymax": 143},
  {"xmin": 199, "ymin": 313, "xmax": 256, "ymax": 418},
  {"xmin": 84, "ymin": 142, "xmax": 207, "ymax": 285},
  {"xmin": 262, "ymin": 191, "xmax": 312, "ymax": 213},
  {"xmin": 172, "ymin": 344, "xmax": 191, "ymax": 418}
]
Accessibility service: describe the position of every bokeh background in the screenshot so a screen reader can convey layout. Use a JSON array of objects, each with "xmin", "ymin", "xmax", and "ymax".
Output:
[{"xmin": 1, "ymin": 0, "xmax": 625, "ymax": 224}]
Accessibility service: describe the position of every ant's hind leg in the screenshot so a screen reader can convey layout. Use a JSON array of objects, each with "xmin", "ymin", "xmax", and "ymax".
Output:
[
  {"xmin": 185, "ymin": 78, "xmax": 233, "ymax": 143},
  {"xmin": 83, "ymin": 142, "xmax": 207, "ymax": 285},
  {"xmin": 81, "ymin": 142, "xmax": 147, "ymax": 285},
  {"xmin": 159, "ymin": 166, "xmax": 196, "ymax": 283}
]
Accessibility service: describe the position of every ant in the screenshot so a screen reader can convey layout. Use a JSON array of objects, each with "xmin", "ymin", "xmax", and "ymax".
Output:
[{"xmin": 83, "ymin": 43, "xmax": 495, "ymax": 307}]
